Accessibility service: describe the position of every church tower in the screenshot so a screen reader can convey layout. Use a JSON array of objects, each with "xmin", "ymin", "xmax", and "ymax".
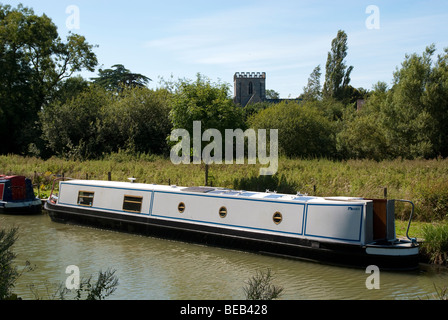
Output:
[{"xmin": 233, "ymin": 72, "xmax": 266, "ymax": 107}]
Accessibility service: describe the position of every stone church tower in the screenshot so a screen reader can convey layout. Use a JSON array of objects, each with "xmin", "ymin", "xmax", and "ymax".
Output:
[{"xmin": 233, "ymin": 72, "xmax": 266, "ymax": 107}]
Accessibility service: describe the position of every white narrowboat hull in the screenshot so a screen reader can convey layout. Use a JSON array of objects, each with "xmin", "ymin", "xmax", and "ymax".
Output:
[{"xmin": 44, "ymin": 180, "xmax": 419, "ymax": 270}]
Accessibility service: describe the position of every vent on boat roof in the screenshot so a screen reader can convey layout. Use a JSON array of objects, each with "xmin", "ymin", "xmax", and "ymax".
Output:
[{"xmin": 181, "ymin": 186, "xmax": 216, "ymax": 193}]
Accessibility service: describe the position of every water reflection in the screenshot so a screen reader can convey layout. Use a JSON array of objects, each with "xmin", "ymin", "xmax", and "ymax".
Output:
[{"xmin": 1, "ymin": 213, "xmax": 447, "ymax": 300}]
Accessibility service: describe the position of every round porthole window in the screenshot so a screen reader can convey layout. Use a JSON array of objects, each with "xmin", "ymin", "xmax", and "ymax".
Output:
[
  {"xmin": 219, "ymin": 206, "xmax": 227, "ymax": 218},
  {"xmin": 273, "ymin": 211, "xmax": 282, "ymax": 225},
  {"xmin": 178, "ymin": 202, "xmax": 185, "ymax": 213}
]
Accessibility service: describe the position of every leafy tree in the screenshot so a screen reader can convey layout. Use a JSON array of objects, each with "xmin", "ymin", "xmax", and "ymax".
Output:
[
  {"xmin": 336, "ymin": 107, "xmax": 391, "ymax": 160},
  {"xmin": 40, "ymin": 85, "xmax": 112, "ymax": 160},
  {"xmin": 0, "ymin": 3, "xmax": 97, "ymax": 154},
  {"xmin": 169, "ymin": 73, "xmax": 245, "ymax": 134},
  {"xmin": 322, "ymin": 30, "xmax": 353, "ymax": 102},
  {"xmin": 101, "ymin": 87, "xmax": 172, "ymax": 155},
  {"xmin": 40, "ymin": 85, "xmax": 172, "ymax": 159},
  {"xmin": 421, "ymin": 47, "xmax": 448, "ymax": 157},
  {"xmin": 92, "ymin": 64, "xmax": 151, "ymax": 92},
  {"xmin": 384, "ymin": 44, "xmax": 442, "ymax": 158},
  {"xmin": 337, "ymin": 44, "xmax": 448, "ymax": 160},
  {"xmin": 52, "ymin": 76, "xmax": 90, "ymax": 105},
  {"xmin": 301, "ymin": 65, "xmax": 322, "ymax": 101},
  {"xmin": 248, "ymin": 100, "xmax": 337, "ymax": 158},
  {"xmin": 266, "ymin": 89, "xmax": 280, "ymax": 99}
]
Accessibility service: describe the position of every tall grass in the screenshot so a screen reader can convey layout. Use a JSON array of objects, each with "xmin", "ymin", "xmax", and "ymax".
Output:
[
  {"xmin": 1, "ymin": 154, "xmax": 447, "ymax": 222},
  {"xmin": 421, "ymin": 222, "xmax": 448, "ymax": 265}
]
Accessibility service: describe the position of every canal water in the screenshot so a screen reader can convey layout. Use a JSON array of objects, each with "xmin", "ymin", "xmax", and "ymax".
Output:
[{"xmin": 1, "ymin": 212, "xmax": 447, "ymax": 300}]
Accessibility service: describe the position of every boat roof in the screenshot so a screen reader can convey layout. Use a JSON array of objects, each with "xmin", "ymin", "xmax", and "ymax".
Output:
[
  {"xmin": 0, "ymin": 175, "xmax": 26, "ymax": 181},
  {"xmin": 60, "ymin": 179, "xmax": 366, "ymax": 204}
]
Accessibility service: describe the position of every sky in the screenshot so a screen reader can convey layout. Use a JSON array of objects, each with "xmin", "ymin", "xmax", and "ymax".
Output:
[{"xmin": 6, "ymin": 0, "xmax": 448, "ymax": 98}]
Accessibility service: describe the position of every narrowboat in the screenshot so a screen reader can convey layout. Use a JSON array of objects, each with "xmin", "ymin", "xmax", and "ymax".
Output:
[
  {"xmin": 0, "ymin": 175, "xmax": 42, "ymax": 215},
  {"xmin": 44, "ymin": 179, "xmax": 420, "ymax": 270}
]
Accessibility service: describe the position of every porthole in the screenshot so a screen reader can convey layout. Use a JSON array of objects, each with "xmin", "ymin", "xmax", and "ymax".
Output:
[
  {"xmin": 178, "ymin": 202, "xmax": 185, "ymax": 213},
  {"xmin": 273, "ymin": 211, "xmax": 283, "ymax": 225},
  {"xmin": 219, "ymin": 206, "xmax": 227, "ymax": 218}
]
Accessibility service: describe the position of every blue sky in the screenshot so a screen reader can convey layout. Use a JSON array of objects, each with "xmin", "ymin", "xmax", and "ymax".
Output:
[{"xmin": 7, "ymin": 0, "xmax": 448, "ymax": 98}]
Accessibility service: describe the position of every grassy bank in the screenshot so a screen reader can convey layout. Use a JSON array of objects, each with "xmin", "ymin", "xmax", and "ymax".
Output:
[
  {"xmin": 1, "ymin": 154, "xmax": 447, "ymax": 222},
  {"xmin": 1, "ymin": 154, "xmax": 447, "ymax": 265}
]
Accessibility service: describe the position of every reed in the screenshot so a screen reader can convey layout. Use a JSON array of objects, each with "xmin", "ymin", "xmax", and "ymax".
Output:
[
  {"xmin": 421, "ymin": 222, "xmax": 448, "ymax": 265},
  {"xmin": 1, "ymin": 154, "xmax": 447, "ymax": 222}
]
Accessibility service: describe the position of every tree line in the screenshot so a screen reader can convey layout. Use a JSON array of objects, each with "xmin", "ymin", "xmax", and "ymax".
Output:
[{"xmin": 1, "ymin": 4, "xmax": 448, "ymax": 162}]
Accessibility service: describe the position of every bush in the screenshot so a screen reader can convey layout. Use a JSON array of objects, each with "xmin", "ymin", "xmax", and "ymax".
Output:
[
  {"xmin": 243, "ymin": 269, "xmax": 283, "ymax": 300},
  {"xmin": 421, "ymin": 222, "xmax": 448, "ymax": 265},
  {"xmin": 0, "ymin": 227, "xmax": 19, "ymax": 300}
]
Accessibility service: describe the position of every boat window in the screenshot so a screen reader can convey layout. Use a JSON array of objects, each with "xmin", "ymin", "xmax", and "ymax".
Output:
[
  {"xmin": 78, "ymin": 191, "xmax": 94, "ymax": 207},
  {"xmin": 178, "ymin": 202, "xmax": 185, "ymax": 213},
  {"xmin": 123, "ymin": 195, "xmax": 143, "ymax": 213},
  {"xmin": 219, "ymin": 206, "xmax": 227, "ymax": 218},
  {"xmin": 273, "ymin": 211, "xmax": 283, "ymax": 225}
]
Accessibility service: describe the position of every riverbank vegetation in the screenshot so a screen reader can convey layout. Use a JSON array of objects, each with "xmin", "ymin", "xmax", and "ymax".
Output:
[{"xmin": 2, "ymin": 154, "xmax": 447, "ymax": 221}]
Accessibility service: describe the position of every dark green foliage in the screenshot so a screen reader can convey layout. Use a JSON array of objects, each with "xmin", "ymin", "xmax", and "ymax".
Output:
[
  {"xmin": 243, "ymin": 269, "xmax": 283, "ymax": 300},
  {"xmin": 337, "ymin": 45, "xmax": 448, "ymax": 160},
  {"xmin": 40, "ymin": 85, "xmax": 172, "ymax": 159},
  {"xmin": 2, "ymin": 4, "xmax": 448, "ymax": 165},
  {"xmin": 92, "ymin": 64, "xmax": 151, "ymax": 92},
  {"xmin": 169, "ymin": 73, "xmax": 245, "ymax": 134},
  {"xmin": 248, "ymin": 100, "xmax": 337, "ymax": 158},
  {"xmin": 0, "ymin": 227, "xmax": 19, "ymax": 300},
  {"xmin": 322, "ymin": 30, "xmax": 354, "ymax": 102},
  {"xmin": 0, "ymin": 4, "xmax": 97, "ymax": 155},
  {"xmin": 40, "ymin": 85, "xmax": 112, "ymax": 159}
]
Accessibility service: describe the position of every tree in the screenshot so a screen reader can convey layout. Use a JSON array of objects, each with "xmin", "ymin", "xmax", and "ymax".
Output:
[
  {"xmin": 52, "ymin": 76, "xmax": 90, "ymax": 105},
  {"xmin": 301, "ymin": 65, "xmax": 322, "ymax": 101},
  {"xmin": 40, "ymin": 85, "xmax": 112, "ymax": 160},
  {"xmin": 336, "ymin": 108, "xmax": 391, "ymax": 160},
  {"xmin": 337, "ymin": 44, "xmax": 448, "ymax": 160},
  {"xmin": 92, "ymin": 64, "xmax": 151, "ymax": 92},
  {"xmin": 322, "ymin": 30, "xmax": 353, "ymax": 102},
  {"xmin": 169, "ymin": 73, "xmax": 245, "ymax": 134},
  {"xmin": 101, "ymin": 87, "xmax": 172, "ymax": 155},
  {"xmin": 266, "ymin": 89, "xmax": 280, "ymax": 99},
  {"xmin": 385, "ymin": 44, "xmax": 442, "ymax": 158},
  {"xmin": 248, "ymin": 100, "xmax": 337, "ymax": 158},
  {"xmin": 0, "ymin": 4, "xmax": 97, "ymax": 154}
]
